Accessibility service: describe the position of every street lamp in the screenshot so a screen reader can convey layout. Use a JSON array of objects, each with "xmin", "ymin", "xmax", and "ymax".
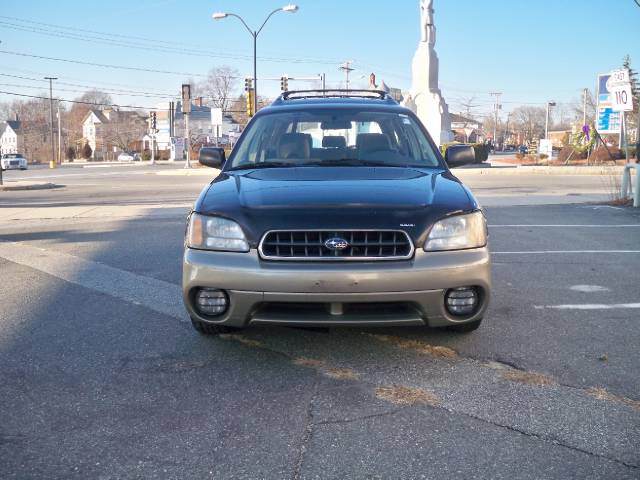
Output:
[
  {"xmin": 212, "ymin": 5, "xmax": 299, "ymax": 114},
  {"xmin": 545, "ymin": 101, "xmax": 556, "ymax": 139}
]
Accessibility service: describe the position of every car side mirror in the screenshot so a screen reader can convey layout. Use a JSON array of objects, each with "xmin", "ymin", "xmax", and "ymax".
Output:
[
  {"xmin": 445, "ymin": 145, "xmax": 475, "ymax": 168},
  {"xmin": 199, "ymin": 148, "xmax": 226, "ymax": 169}
]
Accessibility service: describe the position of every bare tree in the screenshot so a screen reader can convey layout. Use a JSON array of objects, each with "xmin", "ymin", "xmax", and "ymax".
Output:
[
  {"xmin": 64, "ymin": 90, "xmax": 114, "ymax": 147},
  {"xmin": 509, "ymin": 106, "xmax": 546, "ymax": 143},
  {"xmin": 196, "ymin": 66, "xmax": 240, "ymax": 113}
]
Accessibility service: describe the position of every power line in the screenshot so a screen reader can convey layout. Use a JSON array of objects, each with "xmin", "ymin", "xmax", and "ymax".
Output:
[
  {"xmin": 3, "ymin": 66, "xmax": 182, "ymax": 94},
  {"xmin": 0, "ymin": 82, "xmax": 177, "ymax": 99},
  {"xmin": 0, "ymin": 17, "xmax": 343, "ymax": 65},
  {"xmin": 0, "ymin": 90, "xmax": 165, "ymax": 111},
  {"xmin": 0, "ymin": 49, "xmax": 208, "ymax": 77}
]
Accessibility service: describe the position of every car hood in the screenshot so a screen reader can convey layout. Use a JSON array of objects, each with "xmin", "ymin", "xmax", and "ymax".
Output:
[{"xmin": 195, "ymin": 166, "xmax": 477, "ymax": 247}]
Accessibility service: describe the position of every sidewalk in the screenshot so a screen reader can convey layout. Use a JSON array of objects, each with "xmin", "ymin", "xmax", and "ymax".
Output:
[
  {"xmin": 0, "ymin": 203, "xmax": 192, "ymax": 221},
  {"xmin": 456, "ymin": 164, "xmax": 630, "ymax": 176}
]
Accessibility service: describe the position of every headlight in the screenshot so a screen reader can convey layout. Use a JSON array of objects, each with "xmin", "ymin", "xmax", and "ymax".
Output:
[
  {"xmin": 187, "ymin": 213, "xmax": 249, "ymax": 252},
  {"xmin": 424, "ymin": 211, "xmax": 487, "ymax": 251}
]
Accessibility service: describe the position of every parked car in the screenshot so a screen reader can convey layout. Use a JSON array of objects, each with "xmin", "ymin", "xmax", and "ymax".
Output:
[
  {"xmin": 183, "ymin": 90, "xmax": 490, "ymax": 335},
  {"xmin": 517, "ymin": 145, "xmax": 528, "ymax": 154},
  {"xmin": 0, "ymin": 153, "xmax": 28, "ymax": 170},
  {"xmin": 117, "ymin": 151, "xmax": 140, "ymax": 162}
]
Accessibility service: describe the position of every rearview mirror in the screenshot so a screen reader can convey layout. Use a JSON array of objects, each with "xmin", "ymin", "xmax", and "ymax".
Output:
[
  {"xmin": 199, "ymin": 148, "xmax": 226, "ymax": 169},
  {"xmin": 445, "ymin": 145, "xmax": 475, "ymax": 168}
]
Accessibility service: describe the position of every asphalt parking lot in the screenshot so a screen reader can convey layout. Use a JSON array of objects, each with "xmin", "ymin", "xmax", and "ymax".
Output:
[{"xmin": 1, "ymin": 165, "xmax": 639, "ymax": 479}]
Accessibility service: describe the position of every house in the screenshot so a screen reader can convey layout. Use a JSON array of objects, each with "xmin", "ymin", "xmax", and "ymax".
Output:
[
  {"xmin": 82, "ymin": 108, "xmax": 147, "ymax": 160},
  {"xmin": 0, "ymin": 119, "xmax": 23, "ymax": 155},
  {"xmin": 450, "ymin": 113, "xmax": 483, "ymax": 143}
]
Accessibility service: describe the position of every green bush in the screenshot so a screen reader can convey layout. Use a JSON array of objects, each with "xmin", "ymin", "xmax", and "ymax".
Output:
[
  {"xmin": 81, "ymin": 143, "xmax": 92, "ymax": 159},
  {"xmin": 141, "ymin": 150, "xmax": 151, "ymax": 161}
]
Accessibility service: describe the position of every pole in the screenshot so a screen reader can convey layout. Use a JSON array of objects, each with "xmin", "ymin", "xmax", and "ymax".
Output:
[
  {"xmin": 583, "ymin": 88, "xmax": 588, "ymax": 126},
  {"xmin": 45, "ymin": 77, "xmax": 57, "ymax": 169},
  {"xmin": 150, "ymin": 132, "xmax": 155, "ymax": 165},
  {"xmin": 57, "ymin": 100, "xmax": 62, "ymax": 164},
  {"xmin": 545, "ymin": 103, "xmax": 550, "ymax": 139},
  {"xmin": 622, "ymin": 111, "xmax": 629, "ymax": 163},
  {"xmin": 184, "ymin": 112, "xmax": 191, "ymax": 169},
  {"xmin": 253, "ymin": 32, "xmax": 258, "ymax": 115},
  {"xmin": 489, "ymin": 92, "xmax": 501, "ymax": 150}
]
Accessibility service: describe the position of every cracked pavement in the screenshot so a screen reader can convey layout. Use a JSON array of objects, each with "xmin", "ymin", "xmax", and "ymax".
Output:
[{"xmin": 1, "ymin": 165, "xmax": 639, "ymax": 479}]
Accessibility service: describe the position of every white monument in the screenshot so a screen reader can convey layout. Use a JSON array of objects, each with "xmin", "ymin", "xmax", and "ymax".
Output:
[{"xmin": 403, "ymin": 0, "xmax": 453, "ymax": 145}]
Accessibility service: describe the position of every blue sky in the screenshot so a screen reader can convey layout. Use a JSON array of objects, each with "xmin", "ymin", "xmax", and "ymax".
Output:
[{"xmin": 0, "ymin": 0, "xmax": 639, "ymax": 118}]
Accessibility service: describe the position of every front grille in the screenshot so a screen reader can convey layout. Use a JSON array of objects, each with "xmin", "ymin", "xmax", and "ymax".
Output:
[
  {"xmin": 9, "ymin": 160, "xmax": 19, "ymax": 166},
  {"xmin": 259, "ymin": 230, "xmax": 413, "ymax": 261}
]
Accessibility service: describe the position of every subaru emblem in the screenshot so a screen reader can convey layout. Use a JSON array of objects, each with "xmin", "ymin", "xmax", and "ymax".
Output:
[{"xmin": 324, "ymin": 237, "xmax": 349, "ymax": 250}]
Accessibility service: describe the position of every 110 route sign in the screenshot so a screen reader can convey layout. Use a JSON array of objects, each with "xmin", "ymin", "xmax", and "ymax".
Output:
[
  {"xmin": 611, "ymin": 84, "xmax": 634, "ymax": 111},
  {"xmin": 607, "ymin": 69, "xmax": 634, "ymax": 112}
]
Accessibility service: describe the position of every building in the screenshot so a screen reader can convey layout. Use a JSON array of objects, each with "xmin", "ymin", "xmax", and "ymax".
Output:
[
  {"xmin": 548, "ymin": 129, "xmax": 571, "ymax": 148},
  {"xmin": 82, "ymin": 108, "xmax": 147, "ymax": 160},
  {"xmin": 450, "ymin": 113, "xmax": 483, "ymax": 143},
  {"xmin": 0, "ymin": 119, "xmax": 23, "ymax": 155}
]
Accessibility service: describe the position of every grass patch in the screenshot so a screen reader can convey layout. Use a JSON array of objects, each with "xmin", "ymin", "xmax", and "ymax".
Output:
[
  {"xmin": 371, "ymin": 334, "xmax": 458, "ymax": 358},
  {"xmin": 501, "ymin": 370, "xmax": 557, "ymax": 386},
  {"xmin": 219, "ymin": 334, "xmax": 265, "ymax": 348},
  {"xmin": 587, "ymin": 387, "xmax": 640, "ymax": 411},
  {"xmin": 324, "ymin": 367, "xmax": 359, "ymax": 380},
  {"xmin": 376, "ymin": 385, "xmax": 439, "ymax": 406}
]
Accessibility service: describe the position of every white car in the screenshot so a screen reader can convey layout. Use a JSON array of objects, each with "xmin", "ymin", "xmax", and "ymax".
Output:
[
  {"xmin": 1, "ymin": 153, "xmax": 28, "ymax": 170},
  {"xmin": 117, "ymin": 152, "xmax": 140, "ymax": 162}
]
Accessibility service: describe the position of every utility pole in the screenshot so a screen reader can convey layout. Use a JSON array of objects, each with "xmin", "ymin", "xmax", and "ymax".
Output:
[
  {"xmin": 57, "ymin": 100, "xmax": 62, "ymax": 164},
  {"xmin": 545, "ymin": 101, "xmax": 556, "ymax": 139},
  {"xmin": 339, "ymin": 61, "xmax": 354, "ymax": 90},
  {"xmin": 582, "ymin": 88, "xmax": 588, "ymax": 126},
  {"xmin": 489, "ymin": 92, "xmax": 502, "ymax": 150},
  {"xmin": 184, "ymin": 112, "xmax": 191, "ymax": 169},
  {"xmin": 45, "ymin": 77, "xmax": 58, "ymax": 169}
]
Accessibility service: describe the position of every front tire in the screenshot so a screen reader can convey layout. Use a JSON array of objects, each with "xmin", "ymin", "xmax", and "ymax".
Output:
[
  {"xmin": 449, "ymin": 317, "xmax": 483, "ymax": 333},
  {"xmin": 190, "ymin": 316, "xmax": 239, "ymax": 335}
]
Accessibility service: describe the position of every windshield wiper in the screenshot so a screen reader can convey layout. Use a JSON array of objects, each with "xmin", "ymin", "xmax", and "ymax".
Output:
[
  {"xmin": 306, "ymin": 158, "xmax": 392, "ymax": 167},
  {"xmin": 227, "ymin": 162, "xmax": 295, "ymax": 171}
]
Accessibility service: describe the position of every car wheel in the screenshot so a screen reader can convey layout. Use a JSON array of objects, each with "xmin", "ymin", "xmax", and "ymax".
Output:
[
  {"xmin": 449, "ymin": 318, "xmax": 483, "ymax": 333},
  {"xmin": 190, "ymin": 316, "xmax": 240, "ymax": 335}
]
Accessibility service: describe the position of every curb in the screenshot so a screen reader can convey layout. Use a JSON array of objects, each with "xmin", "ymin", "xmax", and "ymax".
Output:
[
  {"xmin": 154, "ymin": 168, "xmax": 218, "ymax": 176},
  {"xmin": 0, "ymin": 182, "xmax": 64, "ymax": 192},
  {"xmin": 455, "ymin": 165, "xmax": 630, "ymax": 176}
]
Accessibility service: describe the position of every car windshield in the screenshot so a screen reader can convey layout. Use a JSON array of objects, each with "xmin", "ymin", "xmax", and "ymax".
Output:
[{"xmin": 227, "ymin": 109, "xmax": 442, "ymax": 170}]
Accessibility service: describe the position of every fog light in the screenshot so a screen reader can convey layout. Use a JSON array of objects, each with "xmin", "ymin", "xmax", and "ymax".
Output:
[
  {"xmin": 445, "ymin": 287, "xmax": 478, "ymax": 316},
  {"xmin": 195, "ymin": 288, "xmax": 228, "ymax": 316}
]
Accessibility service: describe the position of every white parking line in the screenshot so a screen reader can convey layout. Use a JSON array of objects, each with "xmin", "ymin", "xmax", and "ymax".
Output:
[
  {"xmin": 0, "ymin": 241, "xmax": 187, "ymax": 322},
  {"xmin": 489, "ymin": 225, "xmax": 640, "ymax": 228},
  {"xmin": 492, "ymin": 250, "xmax": 640, "ymax": 254},
  {"xmin": 535, "ymin": 303, "xmax": 640, "ymax": 310}
]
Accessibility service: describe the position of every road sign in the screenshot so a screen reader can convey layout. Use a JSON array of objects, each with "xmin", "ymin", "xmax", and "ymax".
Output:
[
  {"xmin": 611, "ymin": 83, "xmax": 634, "ymax": 111},
  {"xmin": 607, "ymin": 69, "xmax": 630, "ymax": 88},
  {"xmin": 597, "ymin": 74, "xmax": 622, "ymax": 134},
  {"xmin": 181, "ymin": 84, "xmax": 191, "ymax": 113},
  {"xmin": 211, "ymin": 107, "xmax": 223, "ymax": 126}
]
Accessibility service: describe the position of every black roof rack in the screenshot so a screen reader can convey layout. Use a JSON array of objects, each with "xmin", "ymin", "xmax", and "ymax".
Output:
[{"xmin": 278, "ymin": 89, "xmax": 395, "ymax": 102}]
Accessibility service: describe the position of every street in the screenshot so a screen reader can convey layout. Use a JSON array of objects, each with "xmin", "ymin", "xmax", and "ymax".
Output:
[{"xmin": 1, "ymin": 164, "xmax": 639, "ymax": 479}]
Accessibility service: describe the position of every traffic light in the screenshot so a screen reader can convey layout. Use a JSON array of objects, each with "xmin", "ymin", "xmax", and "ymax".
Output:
[
  {"xmin": 150, "ymin": 111, "xmax": 157, "ymax": 131},
  {"xmin": 246, "ymin": 90, "xmax": 254, "ymax": 117},
  {"xmin": 244, "ymin": 77, "xmax": 253, "ymax": 92},
  {"xmin": 280, "ymin": 76, "xmax": 288, "ymax": 92}
]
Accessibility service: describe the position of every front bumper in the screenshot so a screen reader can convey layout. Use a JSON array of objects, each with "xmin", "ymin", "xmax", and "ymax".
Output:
[{"xmin": 183, "ymin": 248, "xmax": 491, "ymax": 328}]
